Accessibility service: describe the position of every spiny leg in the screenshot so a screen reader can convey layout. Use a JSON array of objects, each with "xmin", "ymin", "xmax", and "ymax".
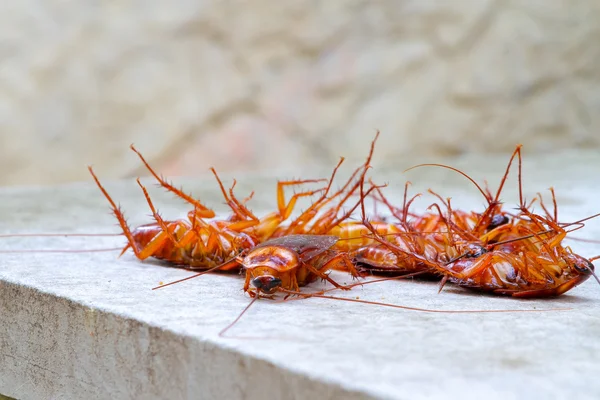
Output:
[
  {"xmin": 321, "ymin": 182, "xmax": 383, "ymax": 235},
  {"xmin": 229, "ymin": 182, "xmax": 258, "ymax": 222},
  {"xmin": 285, "ymin": 150, "xmax": 372, "ymax": 236},
  {"xmin": 493, "ymin": 144, "xmax": 523, "ymax": 204},
  {"xmin": 445, "ymin": 253, "xmax": 495, "ymax": 281},
  {"xmin": 468, "ymin": 144, "xmax": 522, "ymax": 234},
  {"xmin": 282, "ymin": 157, "xmax": 347, "ymax": 234},
  {"xmin": 130, "ymin": 144, "xmax": 215, "ymax": 218},
  {"xmin": 405, "ymin": 146, "xmax": 526, "ymax": 236},
  {"xmin": 324, "ymin": 251, "xmax": 361, "ymax": 279},
  {"xmin": 88, "ymin": 166, "xmax": 140, "ymax": 258},
  {"xmin": 204, "ymin": 224, "xmax": 228, "ymax": 256},
  {"xmin": 210, "ymin": 167, "xmax": 259, "ymax": 223},
  {"xmin": 398, "ymin": 181, "xmax": 423, "ymax": 224},
  {"xmin": 276, "ymin": 179, "xmax": 328, "ymax": 220},
  {"xmin": 303, "ymin": 259, "xmax": 352, "ymax": 290},
  {"xmin": 315, "ymin": 176, "xmax": 365, "ymax": 229},
  {"xmin": 550, "ymin": 187, "xmax": 558, "ymax": 222},
  {"xmin": 427, "ymin": 202, "xmax": 477, "ymax": 243},
  {"xmin": 482, "ymin": 179, "xmax": 494, "ymax": 200},
  {"xmin": 427, "ymin": 189, "xmax": 450, "ymax": 211},
  {"xmin": 312, "ymin": 154, "xmax": 382, "ymax": 235},
  {"xmin": 136, "ymin": 178, "xmax": 197, "ymax": 251},
  {"xmin": 537, "ymin": 187, "xmax": 558, "ymax": 223},
  {"xmin": 325, "ymin": 131, "xmax": 381, "ymax": 224},
  {"xmin": 292, "ymin": 131, "xmax": 381, "ymax": 234}
]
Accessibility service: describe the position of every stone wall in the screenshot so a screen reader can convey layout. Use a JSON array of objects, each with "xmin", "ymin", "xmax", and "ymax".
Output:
[{"xmin": 1, "ymin": 0, "xmax": 599, "ymax": 185}]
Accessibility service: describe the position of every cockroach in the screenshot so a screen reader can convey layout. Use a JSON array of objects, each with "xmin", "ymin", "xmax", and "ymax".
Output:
[
  {"xmin": 432, "ymin": 211, "xmax": 598, "ymax": 297},
  {"xmin": 88, "ymin": 167, "xmax": 258, "ymax": 271},
  {"xmin": 367, "ymin": 145, "xmax": 600, "ymax": 297},
  {"xmin": 241, "ymin": 234, "xmax": 359, "ymax": 297},
  {"xmin": 361, "ymin": 213, "xmax": 598, "ymax": 298}
]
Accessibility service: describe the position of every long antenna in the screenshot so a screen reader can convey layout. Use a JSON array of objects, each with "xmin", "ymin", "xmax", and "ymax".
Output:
[
  {"xmin": 0, "ymin": 247, "xmax": 123, "ymax": 254},
  {"xmin": 0, "ymin": 232, "xmax": 123, "ymax": 238},
  {"xmin": 218, "ymin": 297, "xmax": 258, "ymax": 338},
  {"xmin": 275, "ymin": 288, "xmax": 570, "ymax": 313},
  {"xmin": 151, "ymin": 257, "xmax": 242, "ymax": 290}
]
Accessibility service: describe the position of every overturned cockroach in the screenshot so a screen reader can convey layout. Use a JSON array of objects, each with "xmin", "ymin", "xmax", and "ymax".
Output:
[{"xmin": 364, "ymin": 145, "xmax": 599, "ymax": 297}]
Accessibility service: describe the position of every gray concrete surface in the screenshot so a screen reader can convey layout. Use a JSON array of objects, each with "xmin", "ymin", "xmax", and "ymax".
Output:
[{"xmin": 1, "ymin": 151, "xmax": 600, "ymax": 399}]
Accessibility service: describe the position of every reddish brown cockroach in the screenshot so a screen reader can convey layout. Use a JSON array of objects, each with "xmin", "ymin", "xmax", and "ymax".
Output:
[
  {"xmin": 361, "ymin": 145, "xmax": 599, "ymax": 297},
  {"xmin": 241, "ymin": 234, "xmax": 359, "ymax": 297}
]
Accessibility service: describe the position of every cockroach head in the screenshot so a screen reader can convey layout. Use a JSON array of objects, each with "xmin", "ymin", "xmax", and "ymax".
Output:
[
  {"xmin": 251, "ymin": 275, "xmax": 283, "ymax": 294},
  {"xmin": 567, "ymin": 254, "xmax": 595, "ymax": 275},
  {"xmin": 463, "ymin": 243, "xmax": 487, "ymax": 258},
  {"xmin": 566, "ymin": 255, "xmax": 600, "ymax": 287}
]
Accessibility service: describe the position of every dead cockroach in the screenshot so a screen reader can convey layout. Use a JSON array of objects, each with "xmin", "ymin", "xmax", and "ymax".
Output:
[
  {"xmin": 241, "ymin": 234, "xmax": 360, "ymax": 297},
  {"xmin": 435, "ymin": 213, "xmax": 598, "ymax": 297},
  {"xmin": 88, "ymin": 166, "xmax": 258, "ymax": 271},
  {"xmin": 366, "ymin": 145, "xmax": 599, "ymax": 297}
]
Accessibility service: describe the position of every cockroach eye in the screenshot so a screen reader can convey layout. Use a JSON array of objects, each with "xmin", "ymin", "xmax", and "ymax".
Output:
[
  {"xmin": 488, "ymin": 214, "xmax": 509, "ymax": 230},
  {"xmin": 251, "ymin": 276, "xmax": 283, "ymax": 294},
  {"xmin": 464, "ymin": 244, "xmax": 486, "ymax": 258},
  {"xmin": 573, "ymin": 259, "xmax": 595, "ymax": 274}
]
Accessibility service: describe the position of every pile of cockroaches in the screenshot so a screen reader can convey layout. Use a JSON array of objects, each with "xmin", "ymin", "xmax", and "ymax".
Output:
[
  {"xmin": 5, "ymin": 132, "xmax": 599, "ymax": 333},
  {"xmin": 86, "ymin": 133, "xmax": 598, "ymax": 300}
]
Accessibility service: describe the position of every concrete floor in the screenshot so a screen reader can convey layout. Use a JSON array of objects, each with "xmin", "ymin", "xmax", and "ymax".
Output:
[{"xmin": 1, "ymin": 150, "xmax": 599, "ymax": 400}]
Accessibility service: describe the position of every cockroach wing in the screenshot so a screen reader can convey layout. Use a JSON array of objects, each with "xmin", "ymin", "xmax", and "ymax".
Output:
[{"xmin": 255, "ymin": 234, "xmax": 339, "ymax": 262}]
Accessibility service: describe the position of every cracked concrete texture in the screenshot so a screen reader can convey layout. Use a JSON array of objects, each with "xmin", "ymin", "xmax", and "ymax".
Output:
[
  {"xmin": 1, "ymin": 1, "xmax": 599, "ymax": 185},
  {"xmin": 1, "ymin": 151, "xmax": 600, "ymax": 399}
]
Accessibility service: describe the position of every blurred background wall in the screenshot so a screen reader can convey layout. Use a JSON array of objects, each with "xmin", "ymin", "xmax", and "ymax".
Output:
[{"xmin": 0, "ymin": 0, "xmax": 599, "ymax": 186}]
